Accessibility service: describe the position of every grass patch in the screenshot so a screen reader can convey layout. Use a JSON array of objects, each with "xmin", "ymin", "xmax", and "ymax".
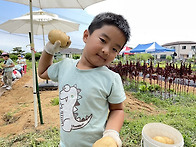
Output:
[
  {"xmin": 0, "ymin": 127, "xmax": 60, "ymax": 147},
  {"xmin": 50, "ymin": 97, "xmax": 59, "ymax": 106},
  {"xmin": 121, "ymin": 91, "xmax": 196, "ymax": 147}
]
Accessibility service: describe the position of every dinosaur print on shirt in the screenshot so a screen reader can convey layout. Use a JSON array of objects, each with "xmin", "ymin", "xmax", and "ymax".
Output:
[{"xmin": 59, "ymin": 84, "xmax": 92, "ymax": 132}]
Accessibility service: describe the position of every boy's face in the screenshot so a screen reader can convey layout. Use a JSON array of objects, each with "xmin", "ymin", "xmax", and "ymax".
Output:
[
  {"xmin": 82, "ymin": 25, "xmax": 126, "ymax": 68},
  {"xmin": 2, "ymin": 56, "xmax": 8, "ymax": 60}
]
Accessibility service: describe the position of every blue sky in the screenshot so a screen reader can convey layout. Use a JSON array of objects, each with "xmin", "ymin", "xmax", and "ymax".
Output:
[
  {"xmin": 1, "ymin": 0, "xmax": 196, "ymax": 53},
  {"xmin": 0, "ymin": 0, "xmax": 94, "ymax": 53}
]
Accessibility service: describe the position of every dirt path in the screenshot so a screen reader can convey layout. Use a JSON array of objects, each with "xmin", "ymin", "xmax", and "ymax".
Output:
[
  {"xmin": 0, "ymin": 70, "xmax": 59, "ymax": 137},
  {"xmin": 0, "ymin": 70, "xmax": 156, "ymax": 138}
]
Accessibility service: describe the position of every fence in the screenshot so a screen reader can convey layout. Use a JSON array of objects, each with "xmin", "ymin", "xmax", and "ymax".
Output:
[{"xmin": 108, "ymin": 61, "xmax": 196, "ymax": 99}]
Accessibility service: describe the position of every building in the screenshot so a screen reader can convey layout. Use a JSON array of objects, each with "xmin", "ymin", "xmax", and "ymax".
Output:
[
  {"xmin": 162, "ymin": 41, "xmax": 196, "ymax": 60},
  {"xmin": 54, "ymin": 48, "xmax": 83, "ymax": 60},
  {"xmin": 59, "ymin": 48, "xmax": 83, "ymax": 58}
]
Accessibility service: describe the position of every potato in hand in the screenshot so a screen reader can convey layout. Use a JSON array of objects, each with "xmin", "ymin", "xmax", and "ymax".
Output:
[{"xmin": 48, "ymin": 29, "xmax": 71, "ymax": 48}]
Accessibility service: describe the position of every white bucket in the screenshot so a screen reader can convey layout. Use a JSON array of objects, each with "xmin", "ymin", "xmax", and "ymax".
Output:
[{"xmin": 141, "ymin": 123, "xmax": 184, "ymax": 147}]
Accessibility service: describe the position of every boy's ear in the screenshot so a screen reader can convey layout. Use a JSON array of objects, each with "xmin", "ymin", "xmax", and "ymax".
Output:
[{"xmin": 83, "ymin": 29, "xmax": 89, "ymax": 43}]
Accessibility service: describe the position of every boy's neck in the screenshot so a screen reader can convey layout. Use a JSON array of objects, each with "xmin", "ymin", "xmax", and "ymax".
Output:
[{"xmin": 77, "ymin": 60, "xmax": 98, "ymax": 70}]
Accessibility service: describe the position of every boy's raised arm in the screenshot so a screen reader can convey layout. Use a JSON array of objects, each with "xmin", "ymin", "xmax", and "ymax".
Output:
[
  {"xmin": 38, "ymin": 40, "xmax": 62, "ymax": 79},
  {"xmin": 38, "ymin": 30, "xmax": 71, "ymax": 79},
  {"xmin": 38, "ymin": 49, "xmax": 53, "ymax": 79}
]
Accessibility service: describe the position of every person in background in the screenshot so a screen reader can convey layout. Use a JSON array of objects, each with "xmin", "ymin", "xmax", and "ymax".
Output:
[
  {"xmin": 16, "ymin": 55, "xmax": 25, "ymax": 74},
  {"xmin": 14, "ymin": 64, "xmax": 23, "ymax": 76},
  {"xmin": 38, "ymin": 12, "xmax": 130, "ymax": 147},
  {"xmin": 12, "ymin": 68, "xmax": 22, "ymax": 80},
  {"xmin": 21, "ymin": 55, "xmax": 27, "ymax": 74},
  {"xmin": 1, "ymin": 52, "xmax": 15, "ymax": 90}
]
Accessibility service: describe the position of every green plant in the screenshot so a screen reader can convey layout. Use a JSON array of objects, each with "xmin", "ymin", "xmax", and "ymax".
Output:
[
  {"xmin": 166, "ymin": 55, "xmax": 172, "ymax": 62},
  {"xmin": 0, "ymin": 127, "xmax": 60, "ymax": 147},
  {"xmin": 2, "ymin": 112, "xmax": 19, "ymax": 124},
  {"xmin": 139, "ymin": 84, "xmax": 147, "ymax": 92},
  {"xmin": 51, "ymin": 97, "xmax": 59, "ymax": 106},
  {"xmin": 147, "ymin": 84, "xmax": 155, "ymax": 92},
  {"xmin": 72, "ymin": 54, "xmax": 81, "ymax": 59}
]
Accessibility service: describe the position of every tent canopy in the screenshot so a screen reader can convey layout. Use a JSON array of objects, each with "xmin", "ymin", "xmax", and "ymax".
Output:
[
  {"xmin": 130, "ymin": 42, "xmax": 175, "ymax": 53},
  {"xmin": 119, "ymin": 46, "xmax": 134, "ymax": 55}
]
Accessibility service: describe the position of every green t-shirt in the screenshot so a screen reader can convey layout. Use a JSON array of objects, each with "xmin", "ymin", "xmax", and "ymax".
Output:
[
  {"xmin": 4, "ymin": 58, "xmax": 14, "ymax": 72},
  {"xmin": 48, "ymin": 58, "xmax": 126, "ymax": 147}
]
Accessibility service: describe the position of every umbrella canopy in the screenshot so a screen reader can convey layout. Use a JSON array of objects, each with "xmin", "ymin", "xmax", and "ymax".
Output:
[
  {"xmin": 0, "ymin": 10, "xmax": 79, "ymax": 45},
  {"xmin": 130, "ymin": 42, "xmax": 175, "ymax": 53},
  {"xmin": 4, "ymin": 0, "xmax": 105, "ymax": 9}
]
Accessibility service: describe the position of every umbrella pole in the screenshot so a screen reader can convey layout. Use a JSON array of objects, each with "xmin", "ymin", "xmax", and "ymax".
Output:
[
  {"xmin": 35, "ymin": 62, "xmax": 44, "ymax": 124},
  {"xmin": 29, "ymin": 0, "xmax": 38, "ymax": 128},
  {"xmin": 41, "ymin": 24, "xmax": 45, "ymax": 46},
  {"xmin": 29, "ymin": 32, "xmax": 44, "ymax": 125}
]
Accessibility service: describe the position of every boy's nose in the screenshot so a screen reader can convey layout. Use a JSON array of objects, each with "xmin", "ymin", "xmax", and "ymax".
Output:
[{"xmin": 102, "ymin": 46, "xmax": 110, "ymax": 55}]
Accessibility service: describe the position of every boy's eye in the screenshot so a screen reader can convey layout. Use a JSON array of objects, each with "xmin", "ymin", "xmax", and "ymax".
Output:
[
  {"xmin": 99, "ymin": 38, "xmax": 106, "ymax": 43},
  {"xmin": 113, "ymin": 48, "xmax": 118, "ymax": 52}
]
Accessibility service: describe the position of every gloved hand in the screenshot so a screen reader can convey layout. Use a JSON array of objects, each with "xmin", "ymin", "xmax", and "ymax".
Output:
[
  {"xmin": 93, "ymin": 136, "xmax": 117, "ymax": 147},
  {"xmin": 44, "ymin": 40, "xmax": 70, "ymax": 55},
  {"xmin": 93, "ymin": 130, "xmax": 122, "ymax": 147}
]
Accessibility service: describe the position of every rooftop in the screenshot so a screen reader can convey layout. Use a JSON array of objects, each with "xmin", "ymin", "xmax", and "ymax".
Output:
[
  {"xmin": 162, "ymin": 41, "xmax": 196, "ymax": 46},
  {"xmin": 60, "ymin": 48, "xmax": 83, "ymax": 54}
]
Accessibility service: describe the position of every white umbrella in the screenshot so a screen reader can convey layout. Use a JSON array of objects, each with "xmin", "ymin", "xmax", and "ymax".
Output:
[
  {"xmin": 0, "ymin": 9, "xmax": 79, "ymax": 127},
  {"xmin": 3, "ymin": 0, "xmax": 105, "ymax": 128},
  {"xmin": 4, "ymin": 0, "xmax": 105, "ymax": 9},
  {"xmin": 0, "ymin": 9, "xmax": 79, "ymax": 45}
]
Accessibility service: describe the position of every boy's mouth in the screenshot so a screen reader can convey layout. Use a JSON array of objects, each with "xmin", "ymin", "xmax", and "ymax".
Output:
[{"xmin": 97, "ymin": 54, "xmax": 106, "ymax": 61}]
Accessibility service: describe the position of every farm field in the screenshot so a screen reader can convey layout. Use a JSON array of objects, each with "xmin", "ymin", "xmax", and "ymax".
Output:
[{"xmin": 0, "ymin": 69, "xmax": 195, "ymax": 146}]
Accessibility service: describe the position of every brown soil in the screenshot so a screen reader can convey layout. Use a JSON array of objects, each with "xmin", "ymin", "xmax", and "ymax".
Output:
[{"xmin": 0, "ymin": 70, "xmax": 158, "ymax": 138}]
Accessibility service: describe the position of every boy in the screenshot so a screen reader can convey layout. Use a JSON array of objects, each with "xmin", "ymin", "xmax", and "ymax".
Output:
[
  {"xmin": 16, "ymin": 55, "xmax": 26, "ymax": 75},
  {"xmin": 1, "ymin": 52, "xmax": 15, "ymax": 90},
  {"xmin": 38, "ymin": 12, "xmax": 130, "ymax": 147}
]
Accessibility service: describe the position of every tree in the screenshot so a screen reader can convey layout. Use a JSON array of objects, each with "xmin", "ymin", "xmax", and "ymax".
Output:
[
  {"xmin": 12, "ymin": 47, "xmax": 25, "ymax": 55},
  {"xmin": 0, "ymin": 49, "xmax": 3, "ymax": 55},
  {"xmin": 25, "ymin": 52, "xmax": 41, "ymax": 61},
  {"xmin": 166, "ymin": 55, "xmax": 172, "ymax": 63}
]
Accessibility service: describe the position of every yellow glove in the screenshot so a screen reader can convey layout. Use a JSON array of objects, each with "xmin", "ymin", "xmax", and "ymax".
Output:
[
  {"xmin": 93, "ymin": 130, "xmax": 122, "ymax": 147},
  {"xmin": 93, "ymin": 136, "xmax": 117, "ymax": 147}
]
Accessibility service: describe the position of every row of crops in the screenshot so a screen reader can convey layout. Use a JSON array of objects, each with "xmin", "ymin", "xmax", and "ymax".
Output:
[{"xmin": 108, "ymin": 61, "xmax": 196, "ymax": 98}]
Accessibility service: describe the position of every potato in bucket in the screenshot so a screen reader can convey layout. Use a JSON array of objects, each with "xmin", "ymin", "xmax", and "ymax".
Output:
[{"xmin": 141, "ymin": 123, "xmax": 184, "ymax": 147}]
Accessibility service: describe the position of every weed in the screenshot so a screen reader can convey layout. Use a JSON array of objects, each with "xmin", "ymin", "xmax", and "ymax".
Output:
[
  {"xmin": 0, "ymin": 127, "xmax": 60, "ymax": 147},
  {"xmin": 2, "ymin": 112, "xmax": 20, "ymax": 124},
  {"xmin": 50, "ymin": 97, "xmax": 59, "ymax": 106}
]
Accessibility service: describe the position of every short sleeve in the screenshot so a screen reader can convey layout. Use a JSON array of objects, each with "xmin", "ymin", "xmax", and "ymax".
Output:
[
  {"xmin": 48, "ymin": 62, "xmax": 60, "ymax": 82},
  {"xmin": 107, "ymin": 73, "xmax": 126, "ymax": 104}
]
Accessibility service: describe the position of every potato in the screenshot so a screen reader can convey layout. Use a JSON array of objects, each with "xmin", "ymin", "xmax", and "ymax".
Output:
[
  {"xmin": 152, "ymin": 136, "xmax": 174, "ymax": 144},
  {"xmin": 163, "ymin": 136, "xmax": 174, "ymax": 144},
  {"xmin": 93, "ymin": 136, "xmax": 117, "ymax": 147},
  {"xmin": 48, "ymin": 29, "xmax": 71, "ymax": 47}
]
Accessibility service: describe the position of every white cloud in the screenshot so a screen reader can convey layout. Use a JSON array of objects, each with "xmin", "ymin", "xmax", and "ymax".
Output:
[{"xmin": 86, "ymin": 0, "xmax": 196, "ymax": 47}]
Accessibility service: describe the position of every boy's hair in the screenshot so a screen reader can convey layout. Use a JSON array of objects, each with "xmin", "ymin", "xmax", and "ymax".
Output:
[{"xmin": 88, "ymin": 12, "xmax": 130, "ymax": 45}]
